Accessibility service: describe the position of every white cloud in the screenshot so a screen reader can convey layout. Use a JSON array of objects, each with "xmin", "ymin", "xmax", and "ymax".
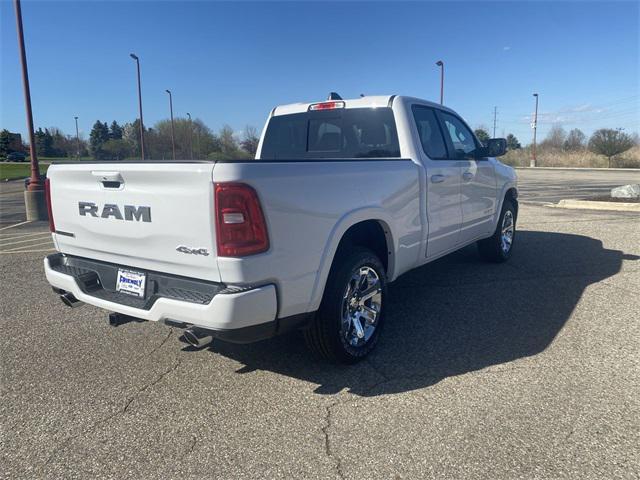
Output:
[{"xmin": 503, "ymin": 46, "xmax": 511, "ymax": 51}]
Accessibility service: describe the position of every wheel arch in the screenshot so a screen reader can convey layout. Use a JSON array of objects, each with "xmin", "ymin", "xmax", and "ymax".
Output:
[
  {"xmin": 307, "ymin": 210, "xmax": 397, "ymax": 312},
  {"xmin": 493, "ymin": 184, "xmax": 519, "ymax": 228}
]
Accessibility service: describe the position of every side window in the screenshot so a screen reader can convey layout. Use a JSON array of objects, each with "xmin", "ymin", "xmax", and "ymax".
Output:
[
  {"xmin": 411, "ymin": 105, "xmax": 448, "ymax": 159},
  {"xmin": 439, "ymin": 112, "xmax": 477, "ymax": 159}
]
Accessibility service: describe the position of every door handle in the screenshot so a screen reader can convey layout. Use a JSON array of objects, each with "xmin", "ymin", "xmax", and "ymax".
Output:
[
  {"xmin": 462, "ymin": 171, "xmax": 474, "ymax": 181},
  {"xmin": 92, "ymin": 171, "xmax": 124, "ymax": 188},
  {"xmin": 430, "ymin": 174, "xmax": 446, "ymax": 184}
]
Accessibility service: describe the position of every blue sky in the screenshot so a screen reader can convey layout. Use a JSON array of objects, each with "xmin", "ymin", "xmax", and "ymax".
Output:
[{"xmin": 1, "ymin": 0, "xmax": 638, "ymax": 144}]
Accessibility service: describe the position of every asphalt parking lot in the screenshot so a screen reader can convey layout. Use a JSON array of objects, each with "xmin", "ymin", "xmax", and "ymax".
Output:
[{"xmin": 1, "ymin": 170, "xmax": 640, "ymax": 479}]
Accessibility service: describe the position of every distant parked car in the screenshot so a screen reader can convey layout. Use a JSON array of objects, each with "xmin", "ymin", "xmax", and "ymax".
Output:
[{"xmin": 6, "ymin": 152, "xmax": 27, "ymax": 162}]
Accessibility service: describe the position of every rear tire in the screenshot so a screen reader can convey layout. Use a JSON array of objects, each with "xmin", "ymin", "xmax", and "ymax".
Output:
[
  {"xmin": 304, "ymin": 247, "xmax": 387, "ymax": 363},
  {"xmin": 477, "ymin": 200, "xmax": 516, "ymax": 263}
]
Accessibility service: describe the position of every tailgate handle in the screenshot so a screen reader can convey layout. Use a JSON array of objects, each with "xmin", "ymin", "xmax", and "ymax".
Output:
[{"xmin": 92, "ymin": 171, "xmax": 124, "ymax": 188}]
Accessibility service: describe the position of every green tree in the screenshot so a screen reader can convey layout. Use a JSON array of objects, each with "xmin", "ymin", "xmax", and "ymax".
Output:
[
  {"xmin": 474, "ymin": 128, "xmax": 490, "ymax": 145},
  {"xmin": 35, "ymin": 128, "xmax": 54, "ymax": 157},
  {"xmin": 588, "ymin": 128, "xmax": 634, "ymax": 167},
  {"xmin": 0, "ymin": 129, "xmax": 11, "ymax": 156},
  {"xmin": 89, "ymin": 121, "xmax": 110, "ymax": 159},
  {"xmin": 506, "ymin": 134, "xmax": 521, "ymax": 150},
  {"xmin": 563, "ymin": 128, "xmax": 586, "ymax": 151},
  {"xmin": 110, "ymin": 121, "xmax": 123, "ymax": 140},
  {"xmin": 102, "ymin": 139, "xmax": 131, "ymax": 160}
]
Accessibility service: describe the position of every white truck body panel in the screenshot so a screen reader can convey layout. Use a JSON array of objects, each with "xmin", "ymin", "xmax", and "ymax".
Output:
[
  {"xmin": 47, "ymin": 163, "xmax": 221, "ymax": 282},
  {"xmin": 44, "ymin": 95, "xmax": 517, "ymax": 340}
]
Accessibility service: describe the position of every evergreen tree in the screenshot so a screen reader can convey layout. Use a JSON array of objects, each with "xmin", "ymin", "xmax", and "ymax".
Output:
[
  {"xmin": 110, "ymin": 121, "xmax": 123, "ymax": 140},
  {"xmin": 34, "ymin": 128, "xmax": 54, "ymax": 157},
  {"xmin": 506, "ymin": 134, "xmax": 521, "ymax": 150},
  {"xmin": 474, "ymin": 128, "xmax": 490, "ymax": 145},
  {"xmin": 89, "ymin": 121, "xmax": 110, "ymax": 159},
  {"xmin": 0, "ymin": 129, "xmax": 11, "ymax": 156}
]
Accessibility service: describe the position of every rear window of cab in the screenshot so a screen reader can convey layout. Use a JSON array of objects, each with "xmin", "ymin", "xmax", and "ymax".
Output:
[{"xmin": 260, "ymin": 107, "xmax": 401, "ymax": 160}]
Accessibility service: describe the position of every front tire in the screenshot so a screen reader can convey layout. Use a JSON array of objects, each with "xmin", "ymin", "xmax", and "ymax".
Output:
[
  {"xmin": 477, "ymin": 200, "xmax": 516, "ymax": 262},
  {"xmin": 304, "ymin": 247, "xmax": 387, "ymax": 363}
]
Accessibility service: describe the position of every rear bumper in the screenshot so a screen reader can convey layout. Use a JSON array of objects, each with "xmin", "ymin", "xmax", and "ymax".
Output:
[{"xmin": 44, "ymin": 253, "xmax": 281, "ymax": 342}]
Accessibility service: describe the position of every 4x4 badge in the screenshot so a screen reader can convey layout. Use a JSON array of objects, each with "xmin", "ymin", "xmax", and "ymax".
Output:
[{"xmin": 176, "ymin": 246, "xmax": 210, "ymax": 256}]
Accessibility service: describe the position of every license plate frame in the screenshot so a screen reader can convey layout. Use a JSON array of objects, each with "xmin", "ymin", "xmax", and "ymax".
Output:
[{"xmin": 116, "ymin": 269, "xmax": 146, "ymax": 298}]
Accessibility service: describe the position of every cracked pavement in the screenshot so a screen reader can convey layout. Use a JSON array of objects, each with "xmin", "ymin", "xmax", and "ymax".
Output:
[{"xmin": 1, "ymin": 204, "xmax": 639, "ymax": 479}]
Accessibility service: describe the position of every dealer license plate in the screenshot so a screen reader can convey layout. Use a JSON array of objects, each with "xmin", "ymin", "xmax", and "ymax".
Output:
[{"xmin": 116, "ymin": 269, "xmax": 146, "ymax": 298}]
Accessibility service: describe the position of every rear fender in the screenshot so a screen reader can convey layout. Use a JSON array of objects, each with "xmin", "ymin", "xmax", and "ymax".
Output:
[{"xmin": 307, "ymin": 207, "xmax": 396, "ymax": 312}]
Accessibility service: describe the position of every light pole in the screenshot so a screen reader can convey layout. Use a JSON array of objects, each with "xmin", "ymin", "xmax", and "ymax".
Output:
[
  {"xmin": 435, "ymin": 60, "xmax": 444, "ymax": 105},
  {"xmin": 74, "ymin": 116, "xmax": 80, "ymax": 160},
  {"xmin": 14, "ymin": 0, "xmax": 47, "ymax": 220},
  {"xmin": 165, "ymin": 89, "xmax": 176, "ymax": 160},
  {"xmin": 130, "ymin": 53, "xmax": 145, "ymax": 160},
  {"xmin": 186, "ymin": 112, "xmax": 194, "ymax": 160},
  {"xmin": 531, "ymin": 93, "xmax": 539, "ymax": 168}
]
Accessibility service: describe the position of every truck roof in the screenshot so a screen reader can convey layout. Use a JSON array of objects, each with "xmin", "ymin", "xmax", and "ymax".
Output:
[{"xmin": 272, "ymin": 95, "xmax": 453, "ymax": 116}]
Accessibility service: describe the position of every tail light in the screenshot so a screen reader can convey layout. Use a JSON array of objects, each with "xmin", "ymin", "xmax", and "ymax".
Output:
[
  {"xmin": 45, "ymin": 178, "xmax": 55, "ymax": 232},
  {"xmin": 215, "ymin": 183, "xmax": 269, "ymax": 257}
]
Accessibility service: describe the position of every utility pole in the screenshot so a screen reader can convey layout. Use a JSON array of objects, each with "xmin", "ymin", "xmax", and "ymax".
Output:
[
  {"xmin": 186, "ymin": 112, "xmax": 194, "ymax": 160},
  {"xmin": 165, "ymin": 89, "xmax": 176, "ymax": 160},
  {"xmin": 130, "ymin": 53, "xmax": 145, "ymax": 160},
  {"xmin": 531, "ymin": 93, "xmax": 539, "ymax": 168},
  {"xmin": 435, "ymin": 60, "xmax": 444, "ymax": 105},
  {"xmin": 74, "ymin": 116, "xmax": 80, "ymax": 160},
  {"xmin": 14, "ymin": 0, "xmax": 46, "ymax": 220},
  {"xmin": 492, "ymin": 106, "xmax": 497, "ymax": 138}
]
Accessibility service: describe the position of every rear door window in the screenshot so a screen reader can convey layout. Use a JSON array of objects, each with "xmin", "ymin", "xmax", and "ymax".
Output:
[
  {"xmin": 412, "ymin": 105, "xmax": 448, "ymax": 159},
  {"xmin": 261, "ymin": 107, "xmax": 401, "ymax": 159}
]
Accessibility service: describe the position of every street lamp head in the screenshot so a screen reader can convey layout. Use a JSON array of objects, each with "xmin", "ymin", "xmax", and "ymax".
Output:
[
  {"xmin": 533, "ymin": 93, "xmax": 538, "ymax": 97},
  {"xmin": 165, "ymin": 89, "xmax": 171, "ymax": 94},
  {"xmin": 74, "ymin": 116, "xmax": 78, "ymax": 120},
  {"xmin": 436, "ymin": 60, "xmax": 444, "ymax": 67},
  {"xmin": 187, "ymin": 112, "xmax": 191, "ymax": 119},
  {"xmin": 130, "ymin": 53, "xmax": 138, "ymax": 60}
]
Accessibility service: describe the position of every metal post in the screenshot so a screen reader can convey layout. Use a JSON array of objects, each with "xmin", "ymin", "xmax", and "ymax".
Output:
[
  {"xmin": 166, "ymin": 89, "xmax": 176, "ymax": 160},
  {"xmin": 531, "ymin": 93, "xmax": 539, "ymax": 168},
  {"xmin": 74, "ymin": 116, "xmax": 80, "ymax": 160},
  {"xmin": 14, "ymin": 0, "xmax": 41, "ymax": 191},
  {"xmin": 436, "ymin": 60, "xmax": 444, "ymax": 105},
  {"xmin": 493, "ymin": 106, "xmax": 497, "ymax": 138},
  {"xmin": 187, "ymin": 112, "xmax": 194, "ymax": 160},
  {"xmin": 130, "ymin": 54, "xmax": 145, "ymax": 160}
]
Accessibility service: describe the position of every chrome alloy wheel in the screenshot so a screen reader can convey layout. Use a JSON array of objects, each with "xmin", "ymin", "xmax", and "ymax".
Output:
[
  {"xmin": 340, "ymin": 266, "xmax": 382, "ymax": 347},
  {"xmin": 501, "ymin": 210, "xmax": 515, "ymax": 254}
]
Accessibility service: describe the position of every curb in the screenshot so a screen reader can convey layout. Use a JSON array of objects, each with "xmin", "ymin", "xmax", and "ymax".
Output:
[
  {"xmin": 553, "ymin": 199, "xmax": 640, "ymax": 212},
  {"xmin": 514, "ymin": 167, "xmax": 640, "ymax": 172}
]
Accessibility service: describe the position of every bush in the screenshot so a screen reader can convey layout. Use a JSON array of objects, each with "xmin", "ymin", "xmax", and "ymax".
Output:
[{"xmin": 500, "ymin": 145, "xmax": 639, "ymax": 168}]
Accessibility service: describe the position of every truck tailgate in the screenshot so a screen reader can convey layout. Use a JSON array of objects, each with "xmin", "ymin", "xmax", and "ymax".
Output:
[{"xmin": 47, "ymin": 162, "xmax": 221, "ymax": 282}]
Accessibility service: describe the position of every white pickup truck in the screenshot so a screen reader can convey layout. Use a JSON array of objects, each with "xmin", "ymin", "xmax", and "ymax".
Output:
[{"xmin": 44, "ymin": 95, "xmax": 518, "ymax": 363}]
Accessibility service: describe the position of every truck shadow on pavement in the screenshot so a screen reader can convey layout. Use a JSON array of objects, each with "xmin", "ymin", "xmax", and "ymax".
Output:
[{"xmin": 203, "ymin": 230, "xmax": 638, "ymax": 397}]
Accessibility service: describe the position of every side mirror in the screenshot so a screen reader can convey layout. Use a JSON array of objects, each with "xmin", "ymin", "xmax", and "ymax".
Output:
[{"xmin": 486, "ymin": 138, "xmax": 507, "ymax": 157}]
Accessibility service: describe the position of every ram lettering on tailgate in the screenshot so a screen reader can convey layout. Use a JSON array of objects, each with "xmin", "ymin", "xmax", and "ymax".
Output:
[{"xmin": 78, "ymin": 202, "xmax": 151, "ymax": 222}]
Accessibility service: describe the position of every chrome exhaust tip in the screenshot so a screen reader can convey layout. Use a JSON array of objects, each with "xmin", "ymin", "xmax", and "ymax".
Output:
[
  {"xmin": 183, "ymin": 328, "xmax": 213, "ymax": 349},
  {"xmin": 60, "ymin": 292, "xmax": 83, "ymax": 308}
]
